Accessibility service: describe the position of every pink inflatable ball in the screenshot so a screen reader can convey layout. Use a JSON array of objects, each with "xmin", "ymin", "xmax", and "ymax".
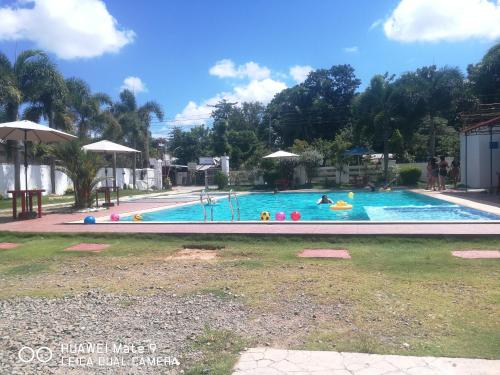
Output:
[
  {"xmin": 290, "ymin": 211, "xmax": 301, "ymax": 221},
  {"xmin": 275, "ymin": 211, "xmax": 286, "ymax": 221},
  {"xmin": 110, "ymin": 213, "xmax": 120, "ymax": 222}
]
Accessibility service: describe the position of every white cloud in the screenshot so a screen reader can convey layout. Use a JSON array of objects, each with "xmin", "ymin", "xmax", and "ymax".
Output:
[
  {"xmin": 289, "ymin": 65, "xmax": 313, "ymax": 83},
  {"xmin": 343, "ymin": 46, "xmax": 359, "ymax": 53},
  {"xmin": 0, "ymin": 0, "xmax": 135, "ymax": 59},
  {"xmin": 209, "ymin": 59, "xmax": 271, "ymax": 80},
  {"xmin": 172, "ymin": 78, "xmax": 287, "ymax": 127},
  {"xmin": 384, "ymin": 0, "xmax": 500, "ymax": 42},
  {"xmin": 370, "ymin": 19, "xmax": 384, "ymax": 30},
  {"xmin": 165, "ymin": 59, "xmax": 288, "ymax": 131},
  {"xmin": 121, "ymin": 76, "xmax": 147, "ymax": 93}
]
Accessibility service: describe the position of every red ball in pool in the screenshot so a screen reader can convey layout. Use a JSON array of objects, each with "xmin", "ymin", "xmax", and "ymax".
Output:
[{"xmin": 291, "ymin": 211, "xmax": 301, "ymax": 221}]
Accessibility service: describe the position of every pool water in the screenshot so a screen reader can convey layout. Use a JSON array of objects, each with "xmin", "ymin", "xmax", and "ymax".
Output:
[{"xmin": 122, "ymin": 190, "xmax": 500, "ymax": 222}]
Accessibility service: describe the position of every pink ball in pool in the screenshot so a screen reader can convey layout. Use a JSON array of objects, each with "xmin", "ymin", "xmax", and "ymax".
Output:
[
  {"xmin": 110, "ymin": 213, "xmax": 120, "ymax": 222},
  {"xmin": 275, "ymin": 211, "xmax": 286, "ymax": 221}
]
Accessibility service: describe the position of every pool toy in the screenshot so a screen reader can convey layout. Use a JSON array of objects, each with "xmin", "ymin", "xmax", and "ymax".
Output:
[
  {"xmin": 83, "ymin": 215, "xmax": 96, "ymax": 224},
  {"xmin": 291, "ymin": 211, "xmax": 301, "ymax": 221},
  {"xmin": 133, "ymin": 214, "xmax": 143, "ymax": 221},
  {"xmin": 330, "ymin": 200, "xmax": 353, "ymax": 211},
  {"xmin": 348, "ymin": 192, "xmax": 354, "ymax": 199},
  {"xmin": 110, "ymin": 213, "xmax": 120, "ymax": 222},
  {"xmin": 260, "ymin": 211, "xmax": 271, "ymax": 221},
  {"xmin": 275, "ymin": 211, "xmax": 286, "ymax": 221}
]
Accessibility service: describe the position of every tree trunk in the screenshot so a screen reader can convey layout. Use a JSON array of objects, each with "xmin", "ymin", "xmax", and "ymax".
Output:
[
  {"xmin": 144, "ymin": 126, "xmax": 150, "ymax": 168},
  {"xmin": 14, "ymin": 142, "xmax": 21, "ymax": 190},
  {"xmin": 48, "ymin": 109, "xmax": 56, "ymax": 194},
  {"xmin": 428, "ymin": 114, "xmax": 436, "ymax": 157},
  {"xmin": 383, "ymin": 137, "xmax": 389, "ymax": 183}
]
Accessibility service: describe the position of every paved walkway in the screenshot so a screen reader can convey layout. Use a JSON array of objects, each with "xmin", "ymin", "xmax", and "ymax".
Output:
[{"xmin": 233, "ymin": 348, "xmax": 500, "ymax": 375}]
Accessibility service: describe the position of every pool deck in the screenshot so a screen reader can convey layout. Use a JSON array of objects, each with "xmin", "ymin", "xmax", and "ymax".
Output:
[{"xmin": 0, "ymin": 189, "xmax": 499, "ymax": 236}]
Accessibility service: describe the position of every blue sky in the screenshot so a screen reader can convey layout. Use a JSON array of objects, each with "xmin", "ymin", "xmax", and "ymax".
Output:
[{"xmin": 0, "ymin": 0, "xmax": 499, "ymax": 136}]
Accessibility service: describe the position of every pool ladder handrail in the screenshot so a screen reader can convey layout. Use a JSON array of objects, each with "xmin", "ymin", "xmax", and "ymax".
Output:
[
  {"xmin": 228, "ymin": 189, "xmax": 240, "ymax": 221},
  {"xmin": 200, "ymin": 190, "xmax": 214, "ymax": 222}
]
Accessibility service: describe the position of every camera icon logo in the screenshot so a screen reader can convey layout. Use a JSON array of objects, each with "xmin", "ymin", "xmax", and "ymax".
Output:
[{"xmin": 18, "ymin": 346, "xmax": 53, "ymax": 363}]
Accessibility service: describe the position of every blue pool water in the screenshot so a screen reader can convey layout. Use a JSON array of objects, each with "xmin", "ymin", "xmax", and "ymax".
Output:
[{"xmin": 123, "ymin": 190, "xmax": 500, "ymax": 222}]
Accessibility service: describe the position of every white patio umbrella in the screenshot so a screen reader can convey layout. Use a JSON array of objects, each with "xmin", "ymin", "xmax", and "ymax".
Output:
[
  {"xmin": 263, "ymin": 150, "xmax": 299, "ymax": 159},
  {"xmin": 0, "ymin": 120, "xmax": 77, "ymax": 190},
  {"xmin": 82, "ymin": 140, "xmax": 140, "ymax": 189}
]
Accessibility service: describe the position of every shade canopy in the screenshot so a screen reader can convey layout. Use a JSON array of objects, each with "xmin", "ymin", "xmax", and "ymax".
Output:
[
  {"xmin": 82, "ymin": 140, "xmax": 139, "ymax": 154},
  {"xmin": 0, "ymin": 120, "xmax": 76, "ymax": 191},
  {"xmin": 0, "ymin": 120, "xmax": 77, "ymax": 142},
  {"xmin": 344, "ymin": 147, "xmax": 371, "ymax": 157},
  {"xmin": 263, "ymin": 150, "xmax": 299, "ymax": 159}
]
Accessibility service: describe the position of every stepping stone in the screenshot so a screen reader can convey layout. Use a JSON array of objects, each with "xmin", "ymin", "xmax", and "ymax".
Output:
[
  {"xmin": 298, "ymin": 249, "xmax": 351, "ymax": 259},
  {"xmin": 0, "ymin": 242, "xmax": 19, "ymax": 250},
  {"xmin": 65, "ymin": 243, "xmax": 110, "ymax": 252},
  {"xmin": 452, "ymin": 250, "xmax": 500, "ymax": 259}
]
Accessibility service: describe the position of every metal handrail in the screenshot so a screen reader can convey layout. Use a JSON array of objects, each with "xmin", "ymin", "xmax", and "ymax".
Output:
[
  {"xmin": 200, "ymin": 190, "xmax": 213, "ymax": 222},
  {"xmin": 228, "ymin": 189, "xmax": 240, "ymax": 221}
]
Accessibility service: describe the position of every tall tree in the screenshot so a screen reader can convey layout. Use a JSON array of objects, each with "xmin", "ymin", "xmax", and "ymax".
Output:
[
  {"xmin": 0, "ymin": 49, "xmax": 68, "ymax": 190},
  {"xmin": 468, "ymin": 42, "xmax": 500, "ymax": 103},
  {"xmin": 112, "ymin": 89, "xmax": 164, "ymax": 167},
  {"xmin": 267, "ymin": 64, "xmax": 361, "ymax": 146},
  {"xmin": 65, "ymin": 78, "xmax": 113, "ymax": 139},
  {"xmin": 395, "ymin": 65, "xmax": 464, "ymax": 157}
]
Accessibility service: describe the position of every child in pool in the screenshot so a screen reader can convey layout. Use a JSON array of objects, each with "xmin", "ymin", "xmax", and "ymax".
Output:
[{"xmin": 317, "ymin": 195, "xmax": 334, "ymax": 204}]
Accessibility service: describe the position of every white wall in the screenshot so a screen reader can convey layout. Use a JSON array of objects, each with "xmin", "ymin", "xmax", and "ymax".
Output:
[
  {"xmin": 0, "ymin": 164, "xmax": 158, "ymax": 198},
  {"xmin": 460, "ymin": 132, "xmax": 500, "ymax": 189},
  {"xmin": 1, "ymin": 164, "xmax": 72, "ymax": 197}
]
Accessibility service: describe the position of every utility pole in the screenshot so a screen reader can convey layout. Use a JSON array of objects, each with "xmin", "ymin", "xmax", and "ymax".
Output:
[{"xmin": 268, "ymin": 115, "xmax": 272, "ymax": 148}]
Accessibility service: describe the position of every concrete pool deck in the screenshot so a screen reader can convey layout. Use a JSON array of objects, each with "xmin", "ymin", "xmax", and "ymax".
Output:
[
  {"xmin": 0, "ymin": 189, "xmax": 499, "ymax": 235},
  {"xmin": 233, "ymin": 348, "xmax": 500, "ymax": 375}
]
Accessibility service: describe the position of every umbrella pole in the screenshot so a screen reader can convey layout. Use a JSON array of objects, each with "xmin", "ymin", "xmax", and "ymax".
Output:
[
  {"xmin": 24, "ymin": 130, "xmax": 28, "ymax": 190},
  {"xmin": 113, "ymin": 152, "xmax": 117, "ymax": 190}
]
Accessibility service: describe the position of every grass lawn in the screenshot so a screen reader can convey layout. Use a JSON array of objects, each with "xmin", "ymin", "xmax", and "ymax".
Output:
[
  {"xmin": 0, "ymin": 189, "xmax": 159, "ymax": 210},
  {"xmin": 0, "ymin": 233, "xmax": 498, "ymax": 373}
]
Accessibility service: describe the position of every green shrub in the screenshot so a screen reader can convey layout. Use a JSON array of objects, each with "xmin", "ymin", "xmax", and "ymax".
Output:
[
  {"xmin": 214, "ymin": 171, "xmax": 229, "ymax": 190},
  {"xmin": 399, "ymin": 167, "xmax": 422, "ymax": 186}
]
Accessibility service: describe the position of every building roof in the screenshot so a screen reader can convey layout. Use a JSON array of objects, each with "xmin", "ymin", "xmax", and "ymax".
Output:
[{"xmin": 462, "ymin": 115, "xmax": 500, "ymax": 135}]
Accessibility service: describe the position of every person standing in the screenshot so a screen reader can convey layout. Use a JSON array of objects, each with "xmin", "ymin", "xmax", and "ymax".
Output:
[
  {"xmin": 450, "ymin": 158, "xmax": 460, "ymax": 188},
  {"xmin": 438, "ymin": 156, "xmax": 449, "ymax": 191},
  {"xmin": 426, "ymin": 158, "xmax": 433, "ymax": 190}
]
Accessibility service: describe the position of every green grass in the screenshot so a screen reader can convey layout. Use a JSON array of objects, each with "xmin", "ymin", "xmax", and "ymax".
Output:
[
  {"xmin": 0, "ymin": 232, "xmax": 498, "ymax": 366},
  {"xmin": 185, "ymin": 327, "xmax": 250, "ymax": 375}
]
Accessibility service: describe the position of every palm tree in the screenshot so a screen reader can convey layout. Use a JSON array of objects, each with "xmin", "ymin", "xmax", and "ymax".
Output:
[
  {"xmin": 354, "ymin": 74, "xmax": 397, "ymax": 182},
  {"xmin": 112, "ymin": 89, "xmax": 164, "ymax": 167},
  {"xmin": 51, "ymin": 141, "xmax": 104, "ymax": 209},
  {"xmin": 0, "ymin": 49, "xmax": 66, "ymax": 190},
  {"xmin": 65, "ymin": 78, "xmax": 114, "ymax": 139}
]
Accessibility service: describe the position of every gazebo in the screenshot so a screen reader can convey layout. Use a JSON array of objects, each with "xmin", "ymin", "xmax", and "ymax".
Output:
[{"xmin": 82, "ymin": 140, "xmax": 140, "ymax": 190}]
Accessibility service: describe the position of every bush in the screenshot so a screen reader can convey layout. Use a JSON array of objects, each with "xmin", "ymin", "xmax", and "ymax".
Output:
[
  {"xmin": 214, "ymin": 171, "xmax": 229, "ymax": 190},
  {"xmin": 64, "ymin": 188, "xmax": 74, "ymax": 196},
  {"xmin": 399, "ymin": 167, "xmax": 422, "ymax": 186}
]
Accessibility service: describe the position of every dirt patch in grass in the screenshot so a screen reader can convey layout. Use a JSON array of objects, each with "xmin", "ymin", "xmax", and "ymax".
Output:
[{"xmin": 170, "ymin": 248, "xmax": 218, "ymax": 260}]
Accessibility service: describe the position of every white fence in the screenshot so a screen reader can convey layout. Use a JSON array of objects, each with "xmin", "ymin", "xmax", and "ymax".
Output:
[
  {"xmin": 0, "ymin": 164, "xmax": 160, "ymax": 198},
  {"xmin": 229, "ymin": 160, "xmax": 438, "ymax": 187}
]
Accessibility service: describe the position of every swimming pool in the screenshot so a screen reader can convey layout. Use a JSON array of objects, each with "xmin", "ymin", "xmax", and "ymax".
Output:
[{"xmin": 122, "ymin": 190, "xmax": 500, "ymax": 222}]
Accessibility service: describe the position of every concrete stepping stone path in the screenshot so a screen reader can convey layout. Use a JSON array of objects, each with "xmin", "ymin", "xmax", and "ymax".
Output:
[
  {"xmin": 64, "ymin": 243, "xmax": 110, "ymax": 252},
  {"xmin": 452, "ymin": 250, "xmax": 500, "ymax": 259},
  {"xmin": 233, "ymin": 348, "xmax": 500, "ymax": 374},
  {"xmin": 0, "ymin": 242, "xmax": 18, "ymax": 250},
  {"xmin": 298, "ymin": 249, "xmax": 351, "ymax": 259}
]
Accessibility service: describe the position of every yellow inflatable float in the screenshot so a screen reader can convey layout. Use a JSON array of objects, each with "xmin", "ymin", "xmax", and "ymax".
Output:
[{"xmin": 330, "ymin": 200, "xmax": 353, "ymax": 210}]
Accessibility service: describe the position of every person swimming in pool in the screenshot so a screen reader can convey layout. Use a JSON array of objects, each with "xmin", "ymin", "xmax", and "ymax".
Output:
[{"xmin": 317, "ymin": 194, "xmax": 334, "ymax": 204}]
